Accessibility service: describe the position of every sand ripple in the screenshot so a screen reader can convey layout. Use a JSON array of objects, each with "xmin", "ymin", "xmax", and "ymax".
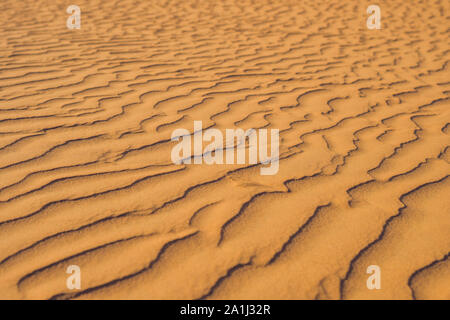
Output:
[{"xmin": 0, "ymin": 0, "xmax": 448, "ymax": 299}]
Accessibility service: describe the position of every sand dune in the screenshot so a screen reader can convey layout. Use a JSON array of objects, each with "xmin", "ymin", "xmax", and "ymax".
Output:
[{"xmin": 0, "ymin": 0, "xmax": 449, "ymax": 300}]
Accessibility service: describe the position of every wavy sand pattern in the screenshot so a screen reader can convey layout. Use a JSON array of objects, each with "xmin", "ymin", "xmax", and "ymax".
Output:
[{"xmin": 0, "ymin": 0, "xmax": 449, "ymax": 300}]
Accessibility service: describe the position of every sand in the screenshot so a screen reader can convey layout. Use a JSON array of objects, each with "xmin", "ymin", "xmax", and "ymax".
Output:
[{"xmin": 0, "ymin": 0, "xmax": 448, "ymax": 300}]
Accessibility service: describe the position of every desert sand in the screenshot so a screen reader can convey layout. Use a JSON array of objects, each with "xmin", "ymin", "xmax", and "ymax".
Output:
[{"xmin": 0, "ymin": 0, "xmax": 449, "ymax": 300}]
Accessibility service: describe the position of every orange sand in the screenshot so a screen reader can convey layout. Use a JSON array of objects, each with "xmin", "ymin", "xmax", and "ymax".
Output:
[{"xmin": 0, "ymin": 0, "xmax": 449, "ymax": 300}]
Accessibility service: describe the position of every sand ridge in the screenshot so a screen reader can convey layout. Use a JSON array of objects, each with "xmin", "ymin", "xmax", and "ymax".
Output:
[{"xmin": 0, "ymin": 0, "xmax": 449, "ymax": 299}]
